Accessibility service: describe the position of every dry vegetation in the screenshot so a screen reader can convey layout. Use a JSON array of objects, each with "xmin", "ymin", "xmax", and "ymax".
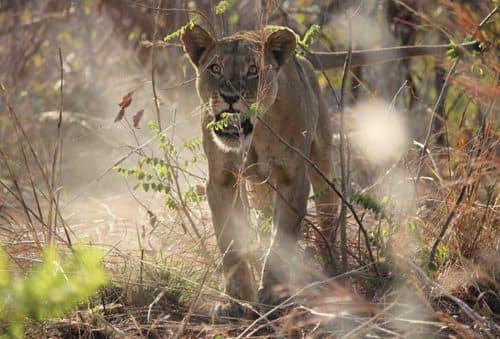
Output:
[{"xmin": 0, "ymin": 0, "xmax": 498, "ymax": 338}]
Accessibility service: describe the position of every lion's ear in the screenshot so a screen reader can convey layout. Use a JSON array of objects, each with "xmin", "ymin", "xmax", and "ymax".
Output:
[
  {"xmin": 181, "ymin": 25, "xmax": 215, "ymax": 67},
  {"xmin": 265, "ymin": 28, "xmax": 297, "ymax": 66}
]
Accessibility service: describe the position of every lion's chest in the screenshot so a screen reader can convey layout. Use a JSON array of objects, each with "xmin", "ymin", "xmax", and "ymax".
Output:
[{"xmin": 245, "ymin": 118, "xmax": 313, "ymax": 184}]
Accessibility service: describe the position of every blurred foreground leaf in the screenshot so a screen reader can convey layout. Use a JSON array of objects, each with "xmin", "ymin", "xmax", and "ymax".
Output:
[{"xmin": 0, "ymin": 244, "xmax": 108, "ymax": 338}]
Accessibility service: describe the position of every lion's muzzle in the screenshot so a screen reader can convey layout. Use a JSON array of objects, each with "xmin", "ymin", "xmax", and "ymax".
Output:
[{"xmin": 213, "ymin": 108, "xmax": 254, "ymax": 139}]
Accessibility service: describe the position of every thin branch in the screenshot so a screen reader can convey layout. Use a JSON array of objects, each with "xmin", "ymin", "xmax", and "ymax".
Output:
[
  {"xmin": 56, "ymin": 47, "xmax": 72, "ymax": 248},
  {"xmin": 415, "ymin": 58, "xmax": 459, "ymax": 181},
  {"xmin": 337, "ymin": 10, "xmax": 353, "ymax": 273},
  {"xmin": 257, "ymin": 117, "xmax": 379, "ymax": 277},
  {"xmin": 151, "ymin": 0, "xmax": 163, "ymax": 131},
  {"xmin": 306, "ymin": 40, "xmax": 480, "ymax": 69}
]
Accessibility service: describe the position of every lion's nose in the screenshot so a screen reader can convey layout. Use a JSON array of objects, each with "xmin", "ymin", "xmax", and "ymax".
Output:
[{"xmin": 220, "ymin": 92, "xmax": 239, "ymax": 104}]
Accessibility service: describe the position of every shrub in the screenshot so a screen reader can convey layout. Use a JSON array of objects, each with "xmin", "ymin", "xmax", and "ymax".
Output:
[{"xmin": 0, "ymin": 244, "xmax": 108, "ymax": 339}]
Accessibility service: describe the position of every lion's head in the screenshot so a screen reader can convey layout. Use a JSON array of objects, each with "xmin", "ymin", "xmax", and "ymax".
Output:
[{"xmin": 181, "ymin": 25, "xmax": 296, "ymax": 151}]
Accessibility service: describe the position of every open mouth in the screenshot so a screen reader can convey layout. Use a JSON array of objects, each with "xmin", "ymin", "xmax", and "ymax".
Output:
[{"xmin": 213, "ymin": 108, "xmax": 253, "ymax": 139}]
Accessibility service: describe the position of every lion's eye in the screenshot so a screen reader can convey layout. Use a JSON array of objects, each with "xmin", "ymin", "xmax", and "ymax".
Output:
[
  {"xmin": 247, "ymin": 65, "xmax": 258, "ymax": 76},
  {"xmin": 209, "ymin": 64, "xmax": 221, "ymax": 74}
]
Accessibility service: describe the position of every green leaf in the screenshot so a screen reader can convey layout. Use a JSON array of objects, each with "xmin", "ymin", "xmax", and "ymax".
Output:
[
  {"xmin": 299, "ymin": 24, "xmax": 321, "ymax": 50},
  {"xmin": 229, "ymin": 12, "xmax": 239, "ymax": 25},
  {"xmin": 446, "ymin": 41, "xmax": 460, "ymax": 60},
  {"xmin": 165, "ymin": 196, "xmax": 179, "ymax": 210},
  {"xmin": 215, "ymin": 0, "xmax": 230, "ymax": 15},
  {"xmin": 0, "ymin": 244, "xmax": 108, "ymax": 337},
  {"xmin": 164, "ymin": 20, "xmax": 195, "ymax": 42},
  {"xmin": 350, "ymin": 191, "xmax": 386, "ymax": 218},
  {"xmin": 183, "ymin": 187, "xmax": 205, "ymax": 203},
  {"xmin": 242, "ymin": 103, "xmax": 264, "ymax": 120},
  {"xmin": 206, "ymin": 112, "xmax": 238, "ymax": 131}
]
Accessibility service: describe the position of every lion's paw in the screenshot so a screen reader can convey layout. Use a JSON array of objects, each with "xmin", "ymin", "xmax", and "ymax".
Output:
[
  {"xmin": 257, "ymin": 287, "xmax": 294, "ymax": 319},
  {"xmin": 257, "ymin": 285, "xmax": 290, "ymax": 305},
  {"xmin": 213, "ymin": 302, "xmax": 256, "ymax": 319}
]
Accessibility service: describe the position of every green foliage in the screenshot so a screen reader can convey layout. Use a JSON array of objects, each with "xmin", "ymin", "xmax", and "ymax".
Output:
[
  {"xmin": 256, "ymin": 208, "xmax": 273, "ymax": 236},
  {"xmin": 228, "ymin": 12, "xmax": 239, "ymax": 26},
  {"xmin": 299, "ymin": 24, "xmax": 321, "ymax": 51},
  {"xmin": 181, "ymin": 137, "xmax": 202, "ymax": 153},
  {"xmin": 245, "ymin": 102, "xmax": 264, "ymax": 119},
  {"xmin": 350, "ymin": 191, "xmax": 386, "ymax": 218},
  {"xmin": 165, "ymin": 195, "xmax": 179, "ymax": 210},
  {"xmin": 446, "ymin": 36, "xmax": 483, "ymax": 61},
  {"xmin": 114, "ymin": 121, "xmax": 206, "ymax": 211},
  {"xmin": 206, "ymin": 112, "xmax": 239, "ymax": 131},
  {"xmin": 308, "ymin": 185, "xmax": 335, "ymax": 201},
  {"xmin": 446, "ymin": 40, "xmax": 460, "ymax": 60},
  {"xmin": 265, "ymin": 25, "xmax": 287, "ymax": 33},
  {"xmin": 114, "ymin": 167, "xmax": 153, "ymax": 181},
  {"xmin": 0, "ymin": 245, "xmax": 108, "ymax": 338},
  {"xmin": 428, "ymin": 243, "xmax": 450, "ymax": 271},
  {"xmin": 183, "ymin": 187, "xmax": 204, "ymax": 204},
  {"xmin": 206, "ymin": 103, "xmax": 264, "ymax": 132},
  {"xmin": 470, "ymin": 60, "xmax": 485, "ymax": 77},
  {"xmin": 215, "ymin": 1, "xmax": 231, "ymax": 15},
  {"xmin": 164, "ymin": 20, "xmax": 195, "ymax": 42}
]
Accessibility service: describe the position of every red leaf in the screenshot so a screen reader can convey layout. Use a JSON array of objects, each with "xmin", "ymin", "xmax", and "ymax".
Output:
[
  {"xmin": 114, "ymin": 107, "xmax": 125, "ymax": 122},
  {"xmin": 132, "ymin": 109, "xmax": 144, "ymax": 128},
  {"xmin": 118, "ymin": 92, "xmax": 133, "ymax": 109},
  {"xmin": 147, "ymin": 209, "xmax": 157, "ymax": 227}
]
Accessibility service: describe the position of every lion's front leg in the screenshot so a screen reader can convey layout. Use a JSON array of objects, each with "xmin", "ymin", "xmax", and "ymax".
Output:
[
  {"xmin": 206, "ymin": 172, "xmax": 256, "ymax": 307},
  {"xmin": 258, "ymin": 169, "xmax": 310, "ymax": 305}
]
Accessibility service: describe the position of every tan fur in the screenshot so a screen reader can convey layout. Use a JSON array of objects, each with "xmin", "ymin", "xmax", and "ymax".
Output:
[{"xmin": 181, "ymin": 25, "xmax": 337, "ymax": 313}]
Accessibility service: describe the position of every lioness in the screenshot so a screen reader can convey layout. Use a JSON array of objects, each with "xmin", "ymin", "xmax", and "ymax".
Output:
[
  {"xmin": 180, "ymin": 25, "xmax": 480, "ymax": 316},
  {"xmin": 182, "ymin": 25, "xmax": 336, "ymax": 315}
]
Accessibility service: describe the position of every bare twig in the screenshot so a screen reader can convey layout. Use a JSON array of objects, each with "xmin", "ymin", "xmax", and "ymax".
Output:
[
  {"xmin": 151, "ymin": 0, "xmax": 163, "ymax": 131},
  {"xmin": 306, "ymin": 40, "xmax": 481, "ymax": 69},
  {"xmin": 477, "ymin": 6, "xmax": 498, "ymax": 29},
  {"xmin": 415, "ymin": 58, "xmax": 459, "ymax": 182},
  {"xmin": 54, "ymin": 47, "xmax": 72, "ymax": 248},
  {"xmin": 337, "ymin": 10, "xmax": 353, "ymax": 273}
]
